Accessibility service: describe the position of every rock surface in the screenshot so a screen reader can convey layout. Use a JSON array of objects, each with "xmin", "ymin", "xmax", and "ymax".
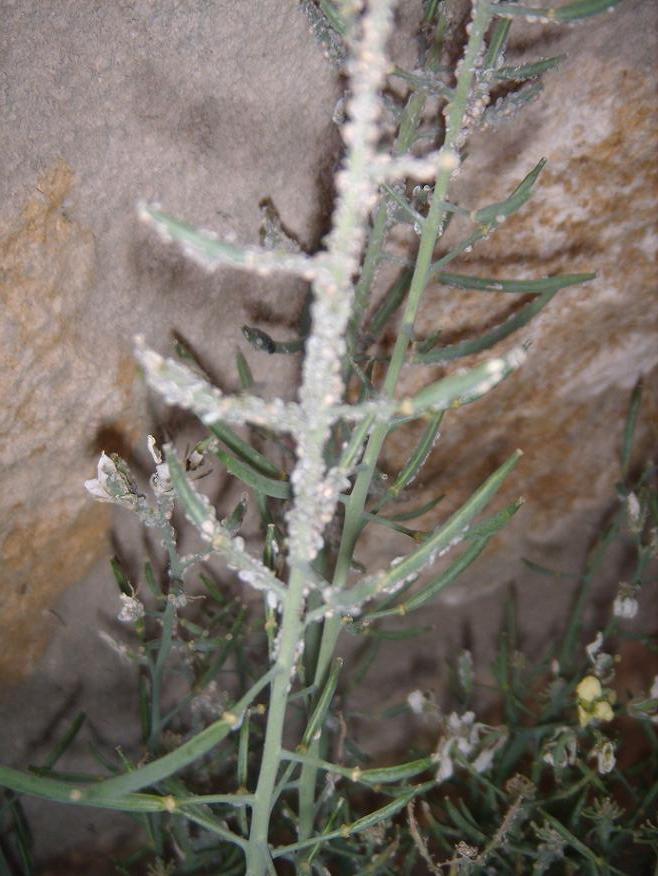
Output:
[
  {"xmin": 0, "ymin": 0, "xmax": 656, "ymax": 864},
  {"xmin": 1, "ymin": 0, "xmax": 340, "ymax": 680}
]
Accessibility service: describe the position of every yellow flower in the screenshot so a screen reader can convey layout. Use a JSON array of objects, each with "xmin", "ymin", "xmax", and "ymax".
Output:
[
  {"xmin": 576, "ymin": 675, "xmax": 614, "ymax": 727},
  {"xmin": 594, "ymin": 701, "xmax": 614, "ymax": 723},
  {"xmin": 577, "ymin": 675, "xmax": 602, "ymax": 703}
]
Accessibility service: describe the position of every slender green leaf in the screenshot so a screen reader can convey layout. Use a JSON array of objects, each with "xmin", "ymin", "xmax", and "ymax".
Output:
[
  {"xmin": 383, "ymin": 412, "xmax": 444, "ymax": 501},
  {"xmin": 42, "ymin": 713, "xmax": 86, "ymax": 771},
  {"xmin": 272, "ymin": 785, "xmax": 429, "ymax": 858},
  {"xmin": 474, "ymin": 159, "xmax": 546, "ymax": 226},
  {"xmin": 338, "ymin": 414, "xmax": 377, "ymax": 471},
  {"xmin": 236, "ymin": 711, "xmax": 251, "ymax": 833},
  {"xmin": 621, "ymin": 379, "xmax": 643, "ymax": 479},
  {"xmin": 366, "ymin": 539, "xmax": 488, "ymax": 621},
  {"xmin": 301, "ymin": 658, "xmax": 343, "ymax": 750},
  {"xmin": 406, "ymin": 348, "xmax": 525, "ymax": 411},
  {"xmin": 360, "ymin": 511, "xmax": 427, "ymax": 542},
  {"xmin": 282, "ymin": 750, "xmax": 434, "ymax": 785},
  {"xmin": 466, "ymin": 498, "xmax": 524, "ymax": 539},
  {"xmin": 367, "ymin": 270, "xmax": 412, "ymax": 339},
  {"xmin": 222, "ymin": 494, "xmax": 249, "ymax": 536},
  {"xmin": 263, "ymin": 523, "xmax": 282, "ymax": 572},
  {"xmin": 320, "ymin": 452, "xmax": 522, "ymax": 617},
  {"xmin": 484, "ymin": 80, "xmax": 544, "ymax": 128},
  {"xmin": 168, "ymin": 451, "xmax": 212, "ymax": 530},
  {"xmin": 434, "ymin": 271, "xmax": 594, "ymax": 295},
  {"xmin": 390, "ymin": 66, "xmax": 454, "ymax": 99},
  {"xmin": 0, "ymin": 767, "xmax": 178, "ymax": 813},
  {"xmin": 110, "ymin": 557, "xmax": 132, "ymax": 595},
  {"xmin": 318, "ymin": 0, "xmax": 348, "ymax": 36},
  {"xmin": 493, "ymin": 0, "xmax": 622, "ymax": 22},
  {"xmin": 444, "ymin": 797, "xmax": 488, "ymax": 843},
  {"xmin": 148, "ymin": 599, "xmax": 175, "ymax": 749},
  {"xmin": 236, "ymin": 351, "xmax": 254, "ymax": 390},
  {"xmin": 1, "ymin": 795, "xmax": 33, "ymax": 876},
  {"xmin": 139, "ymin": 204, "xmax": 311, "ymax": 276},
  {"xmin": 74, "ymin": 669, "xmax": 273, "ymax": 800},
  {"xmin": 371, "ymin": 452, "xmax": 521, "ymax": 590},
  {"xmin": 143, "ymin": 560, "xmax": 161, "ymax": 598},
  {"xmin": 385, "ymin": 493, "xmax": 446, "ymax": 522},
  {"xmin": 428, "ymin": 229, "xmax": 489, "ymax": 280},
  {"xmin": 180, "ymin": 805, "xmax": 247, "ymax": 848},
  {"xmin": 541, "ymin": 811, "xmax": 602, "ymax": 863},
  {"xmin": 354, "ymin": 624, "xmax": 432, "ymax": 641},
  {"xmin": 415, "ymin": 287, "xmax": 561, "ymax": 364},
  {"xmin": 198, "ymin": 573, "xmax": 227, "ymax": 604},
  {"xmin": 521, "ymin": 557, "xmax": 573, "ymax": 579},
  {"xmin": 494, "ymin": 55, "xmax": 565, "ymax": 81},
  {"xmin": 207, "ymin": 421, "xmax": 282, "ymax": 479},
  {"xmin": 213, "ymin": 445, "xmax": 291, "ymax": 499}
]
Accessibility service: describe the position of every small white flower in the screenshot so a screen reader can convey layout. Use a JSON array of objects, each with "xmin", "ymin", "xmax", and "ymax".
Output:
[
  {"xmin": 585, "ymin": 631, "xmax": 614, "ymax": 680},
  {"xmin": 626, "ymin": 491, "xmax": 643, "ymax": 533},
  {"xmin": 435, "ymin": 747, "xmax": 455, "ymax": 782},
  {"xmin": 118, "ymin": 593, "xmax": 145, "ymax": 623},
  {"xmin": 85, "ymin": 452, "xmax": 141, "ymax": 509},
  {"xmin": 187, "ymin": 447, "xmax": 205, "ymax": 470},
  {"xmin": 407, "ymin": 689, "xmax": 426, "ymax": 715},
  {"xmin": 542, "ymin": 726, "xmax": 578, "ymax": 770},
  {"xmin": 147, "ymin": 434, "xmax": 163, "ymax": 465},
  {"xmin": 167, "ymin": 587, "xmax": 188, "ymax": 609},
  {"xmin": 650, "ymin": 675, "xmax": 658, "ymax": 700},
  {"xmin": 586, "ymin": 631, "xmax": 604, "ymax": 662},
  {"xmin": 434, "ymin": 711, "xmax": 504, "ymax": 783},
  {"xmin": 472, "ymin": 747, "xmax": 495, "ymax": 773},
  {"xmin": 592, "ymin": 739, "xmax": 616, "ymax": 775},
  {"xmin": 613, "ymin": 581, "xmax": 640, "ymax": 620},
  {"xmin": 147, "ymin": 436, "xmax": 173, "ymax": 497}
]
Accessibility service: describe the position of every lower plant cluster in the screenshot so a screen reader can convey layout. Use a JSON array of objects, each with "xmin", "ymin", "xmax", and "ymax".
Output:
[{"xmin": 1, "ymin": 398, "xmax": 655, "ymax": 875}]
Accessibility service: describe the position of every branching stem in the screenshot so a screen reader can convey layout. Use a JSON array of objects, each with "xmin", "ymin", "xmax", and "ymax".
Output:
[{"xmin": 298, "ymin": 0, "xmax": 495, "ymax": 843}]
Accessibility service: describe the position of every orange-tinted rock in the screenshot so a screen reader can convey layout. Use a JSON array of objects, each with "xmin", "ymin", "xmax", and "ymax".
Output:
[{"xmin": 0, "ymin": 163, "xmax": 142, "ymax": 677}]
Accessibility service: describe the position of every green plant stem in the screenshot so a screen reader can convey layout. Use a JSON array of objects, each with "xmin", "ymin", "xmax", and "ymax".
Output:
[
  {"xmin": 148, "ymin": 600, "xmax": 175, "ymax": 751},
  {"xmin": 347, "ymin": 90, "xmax": 427, "ymax": 358},
  {"xmin": 298, "ymin": 0, "xmax": 494, "ymax": 842},
  {"xmin": 245, "ymin": 568, "xmax": 307, "ymax": 873}
]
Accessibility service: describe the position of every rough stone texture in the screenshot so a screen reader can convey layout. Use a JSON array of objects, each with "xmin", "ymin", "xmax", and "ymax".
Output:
[
  {"xmin": 0, "ymin": 0, "xmax": 340, "ymax": 679},
  {"xmin": 353, "ymin": 0, "xmax": 658, "ymax": 744},
  {"xmin": 0, "ymin": 0, "xmax": 656, "ymax": 864},
  {"xmin": 0, "ymin": 161, "xmax": 141, "ymax": 676},
  {"xmin": 383, "ymin": 0, "xmax": 658, "ymax": 593}
]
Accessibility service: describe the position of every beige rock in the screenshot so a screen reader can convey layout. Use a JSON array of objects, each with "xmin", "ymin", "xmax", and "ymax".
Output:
[
  {"xmin": 379, "ymin": 1, "xmax": 658, "ymax": 601},
  {"xmin": 0, "ymin": 162, "xmax": 142, "ymax": 677},
  {"xmin": 0, "ymin": 0, "xmax": 340, "ymax": 682}
]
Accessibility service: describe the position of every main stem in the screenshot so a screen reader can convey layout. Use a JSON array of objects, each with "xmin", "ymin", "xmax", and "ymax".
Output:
[
  {"xmin": 246, "ymin": 2, "xmax": 398, "ymax": 869},
  {"xmin": 298, "ymin": 0, "xmax": 494, "ymax": 842},
  {"xmin": 245, "ymin": 567, "xmax": 307, "ymax": 874}
]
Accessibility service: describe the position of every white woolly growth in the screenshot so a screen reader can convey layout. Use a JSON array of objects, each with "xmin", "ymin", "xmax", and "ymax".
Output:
[{"xmin": 134, "ymin": 336, "xmax": 302, "ymax": 432}]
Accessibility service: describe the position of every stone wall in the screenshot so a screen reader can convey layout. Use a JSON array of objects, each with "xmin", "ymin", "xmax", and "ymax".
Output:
[{"xmin": 1, "ymin": 0, "xmax": 339, "ymax": 679}]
